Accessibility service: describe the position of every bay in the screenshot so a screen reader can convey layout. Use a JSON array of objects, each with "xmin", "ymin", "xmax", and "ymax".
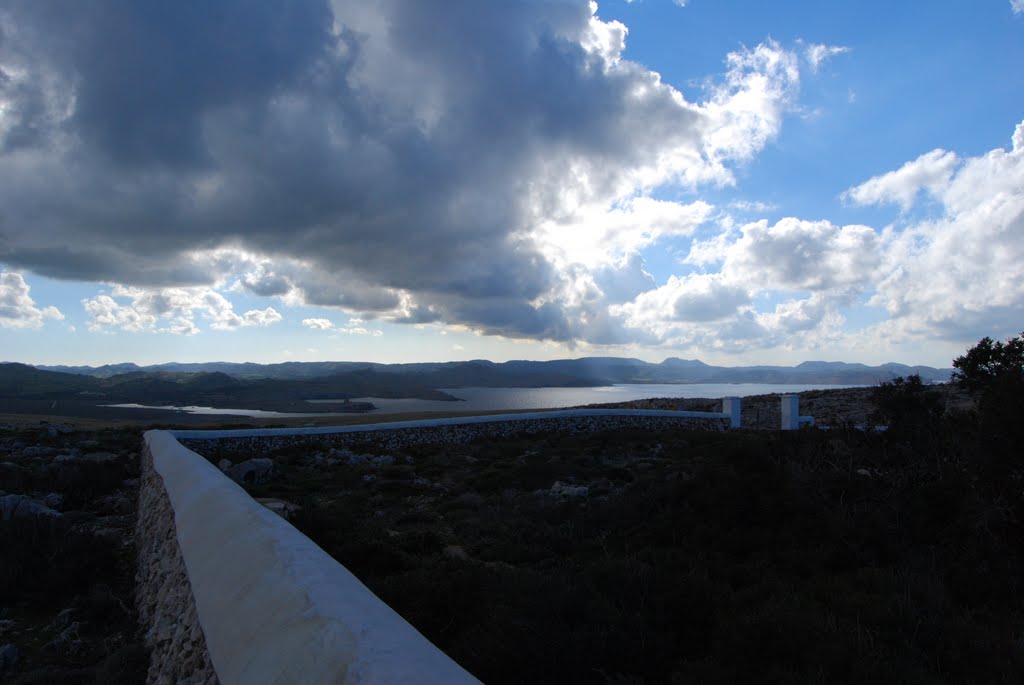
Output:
[
  {"xmin": 108, "ymin": 383, "xmax": 862, "ymax": 418},
  {"xmin": 105, "ymin": 403, "xmax": 354, "ymax": 419},
  {"xmin": 315, "ymin": 383, "xmax": 863, "ymax": 414}
]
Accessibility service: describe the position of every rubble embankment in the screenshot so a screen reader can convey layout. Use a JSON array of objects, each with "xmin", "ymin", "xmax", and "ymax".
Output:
[{"xmin": 0, "ymin": 422, "xmax": 147, "ymax": 684}]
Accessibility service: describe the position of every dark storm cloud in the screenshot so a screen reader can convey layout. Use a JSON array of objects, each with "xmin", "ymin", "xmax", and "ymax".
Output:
[
  {"xmin": 6, "ymin": 0, "xmax": 334, "ymax": 165},
  {"xmin": 0, "ymin": 0, "xmax": 705, "ymax": 340}
]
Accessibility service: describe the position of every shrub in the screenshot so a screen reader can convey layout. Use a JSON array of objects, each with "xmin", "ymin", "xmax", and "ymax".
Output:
[
  {"xmin": 951, "ymin": 332, "xmax": 1024, "ymax": 392},
  {"xmin": 870, "ymin": 374, "xmax": 945, "ymax": 450}
]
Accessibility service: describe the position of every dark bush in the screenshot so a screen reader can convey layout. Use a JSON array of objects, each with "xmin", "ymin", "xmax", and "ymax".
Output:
[{"xmin": 0, "ymin": 517, "xmax": 119, "ymax": 607}]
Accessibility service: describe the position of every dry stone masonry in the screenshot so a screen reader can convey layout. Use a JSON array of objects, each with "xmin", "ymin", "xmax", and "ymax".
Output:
[
  {"xmin": 135, "ymin": 405, "xmax": 815, "ymax": 683},
  {"xmin": 136, "ymin": 446, "xmax": 218, "ymax": 685}
]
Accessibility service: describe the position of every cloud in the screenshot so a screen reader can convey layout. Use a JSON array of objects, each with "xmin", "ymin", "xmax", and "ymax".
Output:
[
  {"xmin": 0, "ymin": 271, "xmax": 63, "ymax": 329},
  {"xmin": 688, "ymin": 217, "xmax": 881, "ymax": 292},
  {"xmin": 0, "ymin": 1, "xmax": 809, "ymax": 345},
  {"xmin": 803, "ymin": 44, "xmax": 849, "ymax": 73},
  {"xmin": 1013, "ymin": 0, "xmax": 1024, "ymax": 15},
  {"xmin": 615, "ymin": 273, "xmax": 751, "ymax": 330},
  {"xmin": 842, "ymin": 149, "xmax": 959, "ymax": 211},
  {"xmin": 302, "ymin": 316, "xmax": 382, "ymax": 336},
  {"xmin": 866, "ymin": 120, "xmax": 1024, "ymax": 341},
  {"xmin": 302, "ymin": 318, "xmax": 335, "ymax": 331},
  {"xmin": 82, "ymin": 285, "xmax": 282, "ymax": 334},
  {"xmin": 699, "ymin": 40, "xmax": 801, "ymax": 177},
  {"xmin": 240, "ymin": 307, "xmax": 283, "ymax": 327}
]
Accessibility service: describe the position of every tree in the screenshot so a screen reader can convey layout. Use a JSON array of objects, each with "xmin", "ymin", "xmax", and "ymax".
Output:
[
  {"xmin": 952, "ymin": 333, "xmax": 1024, "ymax": 481},
  {"xmin": 871, "ymin": 374, "xmax": 944, "ymax": 447},
  {"xmin": 951, "ymin": 333, "xmax": 1024, "ymax": 393}
]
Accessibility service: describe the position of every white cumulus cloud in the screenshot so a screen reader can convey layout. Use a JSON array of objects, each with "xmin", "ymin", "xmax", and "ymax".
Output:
[
  {"xmin": 867, "ymin": 120, "xmax": 1024, "ymax": 341},
  {"xmin": 842, "ymin": 148, "xmax": 959, "ymax": 211},
  {"xmin": 0, "ymin": 272, "xmax": 64, "ymax": 329},
  {"xmin": 82, "ymin": 286, "xmax": 282, "ymax": 334}
]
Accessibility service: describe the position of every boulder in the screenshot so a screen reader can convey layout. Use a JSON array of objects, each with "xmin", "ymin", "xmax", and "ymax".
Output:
[
  {"xmin": 256, "ymin": 498, "xmax": 300, "ymax": 520},
  {"xmin": 97, "ymin": 493, "xmax": 132, "ymax": 515},
  {"xmin": 548, "ymin": 481, "xmax": 589, "ymax": 498},
  {"xmin": 228, "ymin": 458, "xmax": 273, "ymax": 485},
  {"xmin": 19, "ymin": 446, "xmax": 55, "ymax": 458},
  {"xmin": 0, "ymin": 643, "xmax": 18, "ymax": 676},
  {"xmin": 81, "ymin": 452, "xmax": 119, "ymax": 463},
  {"xmin": 0, "ymin": 494, "xmax": 62, "ymax": 521}
]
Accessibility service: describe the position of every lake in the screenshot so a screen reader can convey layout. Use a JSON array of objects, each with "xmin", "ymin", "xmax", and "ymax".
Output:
[
  {"xmin": 109, "ymin": 383, "xmax": 861, "ymax": 418},
  {"xmin": 315, "ymin": 383, "xmax": 863, "ymax": 414},
  {"xmin": 105, "ymin": 403, "xmax": 349, "ymax": 419}
]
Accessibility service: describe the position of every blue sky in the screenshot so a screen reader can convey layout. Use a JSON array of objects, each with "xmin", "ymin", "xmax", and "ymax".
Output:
[{"xmin": 1, "ymin": 0, "xmax": 1022, "ymax": 368}]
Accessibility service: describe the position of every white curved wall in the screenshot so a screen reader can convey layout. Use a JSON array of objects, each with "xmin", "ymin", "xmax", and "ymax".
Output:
[{"xmin": 144, "ymin": 430, "xmax": 482, "ymax": 685}]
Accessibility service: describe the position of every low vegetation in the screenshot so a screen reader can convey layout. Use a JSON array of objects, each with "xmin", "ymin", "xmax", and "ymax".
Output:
[
  {"xmin": 201, "ymin": 336, "xmax": 1023, "ymax": 684},
  {"xmin": 0, "ymin": 425, "xmax": 147, "ymax": 684}
]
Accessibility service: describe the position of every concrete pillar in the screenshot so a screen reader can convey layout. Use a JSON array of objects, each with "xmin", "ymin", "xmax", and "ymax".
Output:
[
  {"xmin": 781, "ymin": 395, "xmax": 815, "ymax": 430},
  {"xmin": 721, "ymin": 396, "xmax": 741, "ymax": 428},
  {"xmin": 781, "ymin": 395, "xmax": 799, "ymax": 430}
]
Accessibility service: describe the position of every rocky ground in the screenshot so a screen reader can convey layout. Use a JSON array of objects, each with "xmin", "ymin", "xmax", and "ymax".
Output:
[
  {"xmin": 191, "ymin": 381, "xmax": 1021, "ymax": 684},
  {"xmin": 0, "ymin": 421, "xmax": 148, "ymax": 684},
  {"xmin": 0, "ymin": 383, "xmax": 978, "ymax": 683},
  {"xmin": 581, "ymin": 383, "xmax": 972, "ymax": 429}
]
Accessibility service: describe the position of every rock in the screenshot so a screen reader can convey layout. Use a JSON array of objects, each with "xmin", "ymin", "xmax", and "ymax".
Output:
[
  {"xmin": 49, "ymin": 607, "xmax": 77, "ymax": 631},
  {"xmin": 81, "ymin": 451, "xmax": 118, "ymax": 463},
  {"xmin": 44, "ymin": 621, "xmax": 84, "ymax": 655},
  {"xmin": 453, "ymin": 492, "xmax": 484, "ymax": 509},
  {"xmin": 19, "ymin": 445, "xmax": 54, "ymax": 457},
  {"xmin": 255, "ymin": 498, "xmax": 300, "ymax": 519},
  {"xmin": 0, "ymin": 494, "xmax": 62, "ymax": 521},
  {"xmin": 97, "ymin": 493, "xmax": 132, "ymax": 515},
  {"xmin": 42, "ymin": 492, "xmax": 63, "ymax": 509},
  {"xmin": 228, "ymin": 458, "xmax": 273, "ymax": 484},
  {"xmin": 549, "ymin": 481, "xmax": 589, "ymax": 498},
  {"xmin": 443, "ymin": 545, "xmax": 470, "ymax": 561},
  {"xmin": 0, "ymin": 643, "xmax": 18, "ymax": 675},
  {"xmin": 217, "ymin": 459, "xmax": 232, "ymax": 473}
]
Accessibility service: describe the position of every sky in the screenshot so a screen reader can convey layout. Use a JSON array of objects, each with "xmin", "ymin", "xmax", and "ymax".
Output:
[{"xmin": 1, "ymin": 0, "xmax": 1022, "ymax": 368}]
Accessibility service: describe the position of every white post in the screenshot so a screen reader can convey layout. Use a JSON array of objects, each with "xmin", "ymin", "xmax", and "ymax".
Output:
[
  {"xmin": 721, "ymin": 396, "xmax": 741, "ymax": 428},
  {"xmin": 781, "ymin": 395, "xmax": 799, "ymax": 430},
  {"xmin": 781, "ymin": 395, "xmax": 815, "ymax": 430}
]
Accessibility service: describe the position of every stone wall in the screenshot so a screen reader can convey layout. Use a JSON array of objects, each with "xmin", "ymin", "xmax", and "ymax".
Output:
[
  {"xmin": 134, "ymin": 410, "xmax": 734, "ymax": 684},
  {"xmin": 138, "ymin": 429, "xmax": 482, "ymax": 685},
  {"xmin": 136, "ymin": 446, "xmax": 218, "ymax": 685}
]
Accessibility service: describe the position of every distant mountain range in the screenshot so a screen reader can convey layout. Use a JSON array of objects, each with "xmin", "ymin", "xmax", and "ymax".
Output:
[
  {"xmin": 0, "ymin": 358, "xmax": 952, "ymax": 418},
  {"xmin": 32, "ymin": 357, "xmax": 953, "ymax": 387}
]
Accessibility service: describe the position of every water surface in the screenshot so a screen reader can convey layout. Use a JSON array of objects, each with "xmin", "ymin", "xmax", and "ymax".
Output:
[{"xmin": 315, "ymin": 383, "xmax": 862, "ymax": 414}]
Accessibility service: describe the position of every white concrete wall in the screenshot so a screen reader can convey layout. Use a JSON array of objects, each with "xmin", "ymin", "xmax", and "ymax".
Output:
[
  {"xmin": 144, "ymin": 430, "xmax": 482, "ymax": 685},
  {"xmin": 170, "ymin": 407, "xmax": 731, "ymax": 440}
]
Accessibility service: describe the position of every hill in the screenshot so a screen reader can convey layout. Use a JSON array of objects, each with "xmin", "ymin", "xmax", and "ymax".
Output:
[{"xmin": 33, "ymin": 357, "xmax": 953, "ymax": 386}]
